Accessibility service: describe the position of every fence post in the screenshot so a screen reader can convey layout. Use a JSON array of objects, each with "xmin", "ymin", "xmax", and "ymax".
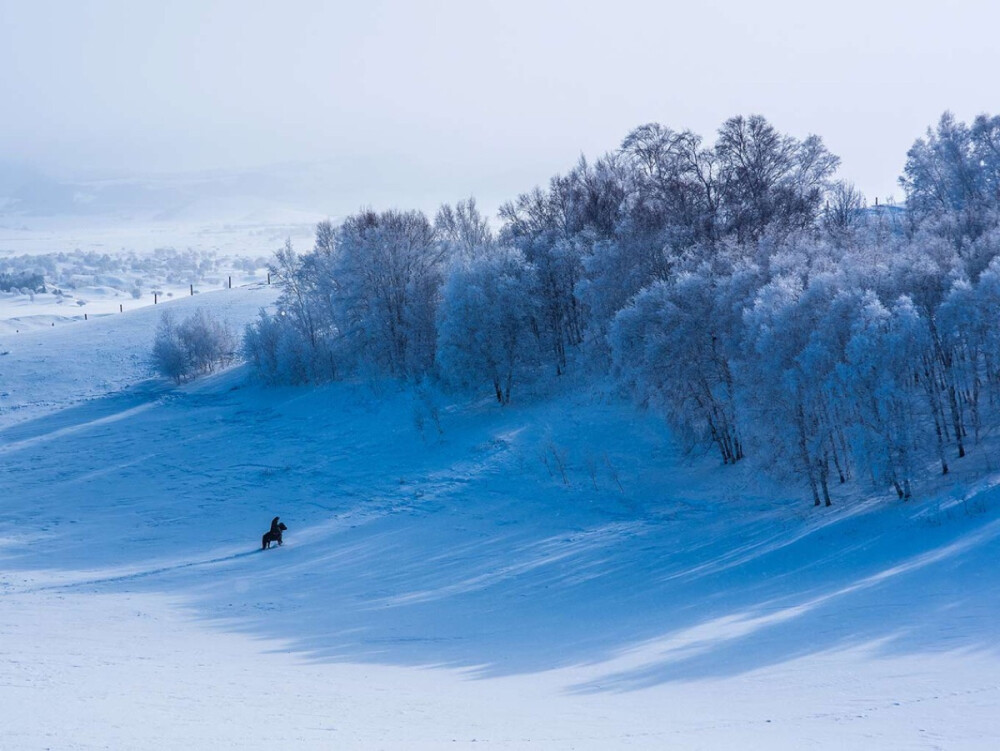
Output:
[
  {"xmin": 267, "ymin": 272, "xmax": 270, "ymax": 285},
  {"xmin": 120, "ymin": 304, "xmax": 123, "ymax": 313},
  {"xmin": 154, "ymin": 292, "xmax": 158, "ymax": 304},
  {"xmin": 84, "ymin": 313, "xmax": 88, "ymax": 321},
  {"xmin": 228, "ymin": 276, "xmax": 232, "ymax": 289},
  {"xmin": 190, "ymin": 284, "xmax": 194, "ymax": 296}
]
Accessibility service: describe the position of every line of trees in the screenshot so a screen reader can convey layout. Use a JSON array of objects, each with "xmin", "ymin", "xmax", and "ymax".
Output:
[
  {"xmin": 244, "ymin": 112, "xmax": 1000, "ymax": 504},
  {"xmin": 0, "ymin": 271, "xmax": 45, "ymax": 293}
]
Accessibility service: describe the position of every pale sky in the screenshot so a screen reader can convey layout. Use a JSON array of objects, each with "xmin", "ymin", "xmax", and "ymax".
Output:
[{"xmin": 1, "ymin": 0, "xmax": 998, "ymax": 216}]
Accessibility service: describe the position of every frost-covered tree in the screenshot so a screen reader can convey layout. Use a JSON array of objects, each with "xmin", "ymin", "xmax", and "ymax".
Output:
[
  {"xmin": 619, "ymin": 123, "xmax": 717, "ymax": 244},
  {"xmin": 153, "ymin": 308, "xmax": 236, "ymax": 383},
  {"xmin": 435, "ymin": 197, "xmax": 494, "ymax": 261},
  {"xmin": 179, "ymin": 308, "xmax": 236, "ymax": 374},
  {"xmin": 900, "ymin": 113, "xmax": 995, "ymax": 241},
  {"xmin": 333, "ymin": 208, "xmax": 445, "ymax": 376},
  {"xmin": 612, "ymin": 262, "xmax": 753, "ymax": 465},
  {"xmin": 437, "ymin": 248, "xmax": 539, "ymax": 404},
  {"xmin": 244, "ymin": 232, "xmax": 340, "ymax": 384},
  {"xmin": 840, "ymin": 294, "xmax": 926, "ymax": 500},
  {"xmin": 152, "ymin": 311, "xmax": 187, "ymax": 383},
  {"xmin": 714, "ymin": 115, "xmax": 840, "ymax": 243},
  {"xmin": 270, "ymin": 239, "xmax": 321, "ymax": 349},
  {"xmin": 742, "ymin": 272, "xmax": 854, "ymax": 505},
  {"xmin": 823, "ymin": 181, "xmax": 867, "ymax": 238},
  {"xmin": 252, "ymin": 210, "xmax": 446, "ymax": 381},
  {"xmin": 241, "ymin": 308, "xmax": 328, "ymax": 384},
  {"xmin": 500, "ymin": 156, "xmax": 629, "ymax": 373}
]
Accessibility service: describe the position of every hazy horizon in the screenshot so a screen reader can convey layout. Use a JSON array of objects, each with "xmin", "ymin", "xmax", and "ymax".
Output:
[{"xmin": 3, "ymin": 0, "xmax": 999, "ymax": 221}]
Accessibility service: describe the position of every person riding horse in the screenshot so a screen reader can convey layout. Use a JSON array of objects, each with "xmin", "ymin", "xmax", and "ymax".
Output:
[{"xmin": 262, "ymin": 516, "xmax": 287, "ymax": 549}]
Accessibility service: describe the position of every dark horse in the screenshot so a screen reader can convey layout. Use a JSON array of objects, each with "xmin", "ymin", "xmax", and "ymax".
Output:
[{"xmin": 262, "ymin": 516, "xmax": 287, "ymax": 549}]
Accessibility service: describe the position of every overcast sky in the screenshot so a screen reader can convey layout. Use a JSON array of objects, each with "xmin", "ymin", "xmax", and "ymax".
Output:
[{"xmin": 1, "ymin": 0, "xmax": 998, "ymax": 216}]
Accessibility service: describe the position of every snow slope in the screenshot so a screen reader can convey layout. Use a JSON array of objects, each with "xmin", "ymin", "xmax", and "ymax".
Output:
[
  {"xmin": 0, "ymin": 282, "xmax": 277, "ymax": 425},
  {"xmin": 2, "ymin": 283, "xmax": 1000, "ymax": 749}
]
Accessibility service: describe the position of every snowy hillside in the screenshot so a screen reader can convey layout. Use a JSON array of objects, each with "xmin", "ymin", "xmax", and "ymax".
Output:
[
  {"xmin": 0, "ymin": 282, "xmax": 278, "ymax": 425},
  {"xmin": 3, "ymin": 283, "xmax": 1000, "ymax": 749}
]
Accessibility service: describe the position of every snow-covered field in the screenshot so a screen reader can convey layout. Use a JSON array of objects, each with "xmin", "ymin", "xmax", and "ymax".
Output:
[
  {"xmin": 0, "ymin": 244, "xmax": 274, "ymax": 335},
  {"xmin": 2, "ymin": 284, "xmax": 1000, "ymax": 749},
  {"xmin": 0, "ymin": 282, "xmax": 250, "ymax": 336}
]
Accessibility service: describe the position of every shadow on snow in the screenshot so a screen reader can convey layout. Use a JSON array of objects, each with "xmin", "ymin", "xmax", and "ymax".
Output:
[{"xmin": 2, "ymin": 372, "xmax": 999, "ymax": 692}]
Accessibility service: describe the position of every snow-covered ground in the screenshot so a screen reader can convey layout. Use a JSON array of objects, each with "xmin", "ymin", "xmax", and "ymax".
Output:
[
  {"xmin": 0, "ymin": 282, "xmax": 277, "ymax": 425},
  {"xmin": 0, "ymin": 282, "xmax": 256, "ymax": 335},
  {"xmin": 0, "ymin": 245, "xmax": 274, "ymax": 335},
  {"xmin": 2, "ymin": 284, "xmax": 1000, "ymax": 749}
]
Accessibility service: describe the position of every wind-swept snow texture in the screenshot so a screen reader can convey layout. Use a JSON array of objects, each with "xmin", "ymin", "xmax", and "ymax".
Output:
[{"xmin": 2, "ymin": 284, "xmax": 999, "ymax": 749}]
